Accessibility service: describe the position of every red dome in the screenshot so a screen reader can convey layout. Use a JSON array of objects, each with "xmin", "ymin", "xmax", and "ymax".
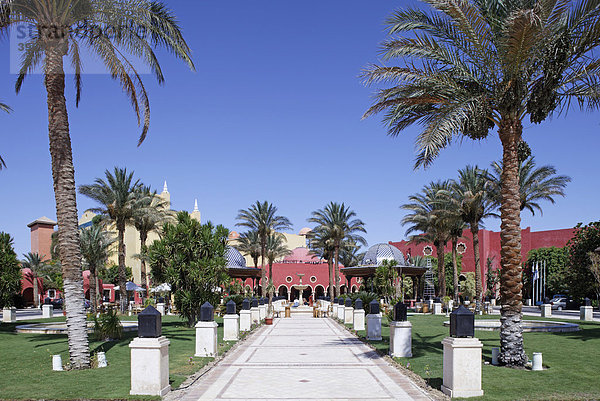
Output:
[
  {"xmin": 283, "ymin": 247, "xmax": 321, "ymax": 263},
  {"xmin": 228, "ymin": 231, "xmax": 240, "ymax": 240}
]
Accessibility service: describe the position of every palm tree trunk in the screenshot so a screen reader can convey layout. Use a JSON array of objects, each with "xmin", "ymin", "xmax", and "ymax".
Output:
[
  {"xmin": 452, "ymin": 238, "xmax": 459, "ymax": 303},
  {"xmin": 436, "ymin": 242, "xmax": 446, "ymax": 297},
  {"xmin": 334, "ymin": 247, "xmax": 341, "ymax": 296},
  {"xmin": 33, "ymin": 275, "xmax": 39, "ymax": 308},
  {"xmin": 471, "ymin": 225, "xmax": 483, "ymax": 312},
  {"xmin": 117, "ymin": 222, "xmax": 127, "ymax": 313},
  {"xmin": 95, "ymin": 274, "xmax": 101, "ymax": 311},
  {"xmin": 45, "ymin": 45, "xmax": 90, "ymax": 369},
  {"xmin": 89, "ymin": 265, "xmax": 96, "ymax": 314},
  {"xmin": 498, "ymin": 116, "xmax": 527, "ymax": 367},
  {"xmin": 269, "ymin": 261, "xmax": 273, "ymax": 281},
  {"xmin": 328, "ymin": 257, "xmax": 334, "ymax": 299},
  {"xmin": 140, "ymin": 232, "xmax": 149, "ymax": 291},
  {"xmin": 260, "ymin": 242, "xmax": 266, "ymax": 297}
]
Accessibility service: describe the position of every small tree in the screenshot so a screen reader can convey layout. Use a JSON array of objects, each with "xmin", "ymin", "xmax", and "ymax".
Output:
[
  {"xmin": 588, "ymin": 252, "xmax": 600, "ymax": 302},
  {"xmin": 148, "ymin": 212, "xmax": 229, "ymax": 326},
  {"xmin": 566, "ymin": 222, "xmax": 600, "ymax": 300},
  {"xmin": 0, "ymin": 233, "xmax": 21, "ymax": 308},
  {"xmin": 374, "ymin": 260, "xmax": 398, "ymax": 303}
]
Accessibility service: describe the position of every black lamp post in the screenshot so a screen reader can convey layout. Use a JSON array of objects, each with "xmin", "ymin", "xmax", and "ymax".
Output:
[
  {"xmin": 394, "ymin": 301, "xmax": 407, "ymax": 322},
  {"xmin": 369, "ymin": 299, "xmax": 380, "ymax": 315},
  {"xmin": 345, "ymin": 298, "xmax": 352, "ymax": 307},
  {"xmin": 251, "ymin": 298, "xmax": 258, "ymax": 308},
  {"xmin": 338, "ymin": 298, "xmax": 345, "ymax": 306},
  {"xmin": 200, "ymin": 302, "xmax": 214, "ymax": 322},
  {"xmin": 450, "ymin": 305, "xmax": 474, "ymax": 337},
  {"xmin": 333, "ymin": 297, "xmax": 338, "ymax": 304},
  {"xmin": 138, "ymin": 305, "xmax": 162, "ymax": 338},
  {"xmin": 226, "ymin": 300, "xmax": 236, "ymax": 314},
  {"xmin": 259, "ymin": 298, "xmax": 265, "ymax": 305},
  {"xmin": 355, "ymin": 298, "xmax": 363, "ymax": 310},
  {"xmin": 242, "ymin": 298, "xmax": 250, "ymax": 310}
]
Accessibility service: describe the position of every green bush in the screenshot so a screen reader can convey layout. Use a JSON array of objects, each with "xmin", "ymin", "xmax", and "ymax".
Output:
[
  {"xmin": 349, "ymin": 291, "xmax": 378, "ymax": 313},
  {"xmin": 0, "ymin": 233, "xmax": 22, "ymax": 308},
  {"xmin": 93, "ymin": 309, "xmax": 123, "ymax": 340}
]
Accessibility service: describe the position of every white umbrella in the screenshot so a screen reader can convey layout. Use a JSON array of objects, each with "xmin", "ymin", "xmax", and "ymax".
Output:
[{"xmin": 151, "ymin": 283, "xmax": 172, "ymax": 293}]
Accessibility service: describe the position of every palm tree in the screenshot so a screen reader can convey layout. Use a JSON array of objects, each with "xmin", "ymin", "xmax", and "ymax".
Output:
[
  {"xmin": 402, "ymin": 181, "xmax": 452, "ymax": 297},
  {"xmin": 446, "ymin": 166, "xmax": 497, "ymax": 310},
  {"xmin": 488, "ymin": 156, "xmax": 571, "ymax": 216},
  {"xmin": 79, "ymin": 167, "xmax": 143, "ymax": 313},
  {"xmin": 265, "ymin": 233, "xmax": 291, "ymax": 280},
  {"xmin": 21, "ymin": 252, "xmax": 49, "ymax": 308},
  {"xmin": 235, "ymin": 230, "xmax": 261, "ymax": 268},
  {"xmin": 236, "ymin": 201, "xmax": 292, "ymax": 296},
  {"xmin": 1, "ymin": 0, "xmax": 194, "ymax": 369},
  {"xmin": 80, "ymin": 225, "xmax": 114, "ymax": 313},
  {"xmin": 339, "ymin": 240, "xmax": 365, "ymax": 269},
  {"xmin": 446, "ymin": 214, "xmax": 466, "ymax": 303},
  {"xmin": 362, "ymin": 0, "xmax": 600, "ymax": 367},
  {"xmin": 0, "ymin": 103, "xmax": 12, "ymax": 170},
  {"xmin": 307, "ymin": 228, "xmax": 336, "ymax": 298},
  {"xmin": 132, "ymin": 186, "xmax": 173, "ymax": 291},
  {"xmin": 308, "ymin": 202, "xmax": 366, "ymax": 295}
]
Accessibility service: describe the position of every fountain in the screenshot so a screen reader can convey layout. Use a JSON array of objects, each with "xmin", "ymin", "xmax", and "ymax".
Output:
[{"xmin": 293, "ymin": 273, "xmax": 308, "ymax": 305}]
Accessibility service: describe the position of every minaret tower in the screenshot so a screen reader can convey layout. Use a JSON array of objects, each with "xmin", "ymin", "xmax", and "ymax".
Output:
[
  {"xmin": 191, "ymin": 199, "xmax": 201, "ymax": 223},
  {"xmin": 159, "ymin": 180, "xmax": 171, "ymax": 208}
]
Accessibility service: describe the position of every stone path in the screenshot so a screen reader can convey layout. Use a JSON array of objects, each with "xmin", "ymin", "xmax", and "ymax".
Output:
[{"xmin": 173, "ymin": 316, "xmax": 432, "ymax": 401}]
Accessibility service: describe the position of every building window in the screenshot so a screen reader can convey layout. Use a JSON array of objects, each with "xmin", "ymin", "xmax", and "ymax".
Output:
[
  {"xmin": 310, "ymin": 276, "xmax": 317, "ymax": 283},
  {"xmin": 456, "ymin": 242, "xmax": 467, "ymax": 254},
  {"xmin": 423, "ymin": 245, "xmax": 433, "ymax": 256},
  {"xmin": 286, "ymin": 276, "xmax": 293, "ymax": 283}
]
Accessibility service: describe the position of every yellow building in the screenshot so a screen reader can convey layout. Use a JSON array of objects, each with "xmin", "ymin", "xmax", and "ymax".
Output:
[{"xmin": 78, "ymin": 182, "xmax": 201, "ymax": 284}]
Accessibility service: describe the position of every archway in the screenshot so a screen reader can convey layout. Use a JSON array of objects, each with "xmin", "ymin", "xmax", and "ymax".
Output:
[
  {"xmin": 340, "ymin": 285, "xmax": 347, "ymax": 295},
  {"xmin": 315, "ymin": 285, "xmax": 325, "ymax": 298},
  {"xmin": 351, "ymin": 285, "xmax": 358, "ymax": 293},
  {"xmin": 277, "ymin": 285, "xmax": 289, "ymax": 300}
]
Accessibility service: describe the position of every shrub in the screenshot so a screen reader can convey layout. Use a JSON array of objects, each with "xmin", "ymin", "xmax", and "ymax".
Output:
[
  {"xmin": 0, "ymin": 233, "xmax": 22, "ymax": 308},
  {"xmin": 93, "ymin": 309, "xmax": 123, "ymax": 340}
]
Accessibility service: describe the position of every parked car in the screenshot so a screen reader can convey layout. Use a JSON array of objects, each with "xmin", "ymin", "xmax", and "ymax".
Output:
[{"xmin": 550, "ymin": 297, "xmax": 567, "ymax": 310}]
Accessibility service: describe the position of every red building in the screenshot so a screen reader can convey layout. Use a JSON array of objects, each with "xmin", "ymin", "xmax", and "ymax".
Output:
[{"xmin": 389, "ymin": 226, "xmax": 575, "ymax": 290}]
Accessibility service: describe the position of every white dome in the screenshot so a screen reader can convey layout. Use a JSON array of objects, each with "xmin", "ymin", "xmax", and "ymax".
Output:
[{"xmin": 361, "ymin": 243, "xmax": 406, "ymax": 266}]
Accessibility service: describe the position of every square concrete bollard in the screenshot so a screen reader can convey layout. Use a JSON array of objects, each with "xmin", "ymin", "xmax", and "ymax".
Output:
[
  {"xmin": 491, "ymin": 299, "xmax": 497, "ymax": 306},
  {"xmin": 42, "ymin": 304, "xmax": 53, "ymax": 318},
  {"xmin": 250, "ymin": 307, "xmax": 260, "ymax": 324},
  {"xmin": 195, "ymin": 321, "xmax": 218, "ymax": 357},
  {"xmin": 353, "ymin": 309, "xmax": 365, "ymax": 331},
  {"xmin": 389, "ymin": 321, "xmax": 412, "ymax": 357},
  {"xmin": 259, "ymin": 305, "xmax": 267, "ymax": 321},
  {"xmin": 366, "ymin": 313, "xmax": 382, "ymax": 341},
  {"xmin": 344, "ymin": 307, "xmax": 354, "ymax": 324},
  {"xmin": 337, "ymin": 305, "xmax": 345, "ymax": 321},
  {"xmin": 156, "ymin": 303, "xmax": 165, "ymax": 316},
  {"xmin": 239, "ymin": 310, "xmax": 252, "ymax": 331},
  {"xmin": 332, "ymin": 304, "xmax": 338, "ymax": 318},
  {"xmin": 129, "ymin": 336, "xmax": 171, "ymax": 396},
  {"xmin": 580, "ymin": 306, "xmax": 594, "ymax": 321},
  {"xmin": 433, "ymin": 303, "xmax": 443, "ymax": 315},
  {"xmin": 441, "ymin": 337, "xmax": 483, "ymax": 398},
  {"xmin": 541, "ymin": 304, "xmax": 552, "ymax": 317},
  {"xmin": 3, "ymin": 307, "xmax": 16, "ymax": 323},
  {"xmin": 223, "ymin": 314, "xmax": 239, "ymax": 341}
]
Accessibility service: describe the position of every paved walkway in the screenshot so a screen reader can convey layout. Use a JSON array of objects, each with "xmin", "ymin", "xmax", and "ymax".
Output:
[{"xmin": 174, "ymin": 316, "xmax": 432, "ymax": 401}]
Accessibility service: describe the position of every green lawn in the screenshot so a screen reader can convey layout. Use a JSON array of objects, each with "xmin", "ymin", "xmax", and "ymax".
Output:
[
  {"xmin": 0, "ymin": 315, "xmax": 239, "ymax": 400},
  {"xmin": 351, "ymin": 314, "xmax": 600, "ymax": 400}
]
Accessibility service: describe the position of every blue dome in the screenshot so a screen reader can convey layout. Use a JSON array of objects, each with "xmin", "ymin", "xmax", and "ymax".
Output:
[
  {"xmin": 225, "ymin": 246, "xmax": 247, "ymax": 268},
  {"xmin": 361, "ymin": 243, "xmax": 406, "ymax": 266}
]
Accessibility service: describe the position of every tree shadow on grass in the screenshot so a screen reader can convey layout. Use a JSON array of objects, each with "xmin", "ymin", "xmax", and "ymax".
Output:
[
  {"xmin": 410, "ymin": 333, "xmax": 443, "ymax": 358},
  {"xmin": 548, "ymin": 327, "xmax": 600, "ymax": 341}
]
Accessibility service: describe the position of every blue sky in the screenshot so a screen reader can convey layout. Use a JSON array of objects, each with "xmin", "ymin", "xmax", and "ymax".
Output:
[{"xmin": 1, "ymin": 0, "xmax": 598, "ymax": 257}]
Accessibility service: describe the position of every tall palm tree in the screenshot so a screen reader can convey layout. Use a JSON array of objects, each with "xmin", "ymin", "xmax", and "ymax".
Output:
[
  {"xmin": 0, "ymin": 103, "xmax": 12, "ymax": 170},
  {"xmin": 488, "ymin": 156, "xmax": 571, "ymax": 216},
  {"xmin": 446, "ymin": 166, "xmax": 497, "ymax": 310},
  {"xmin": 265, "ymin": 233, "xmax": 291, "ymax": 280},
  {"xmin": 21, "ymin": 252, "xmax": 49, "ymax": 307},
  {"xmin": 362, "ymin": 0, "xmax": 600, "ymax": 367},
  {"xmin": 447, "ymin": 214, "xmax": 466, "ymax": 303},
  {"xmin": 308, "ymin": 228, "xmax": 336, "ymax": 298},
  {"xmin": 308, "ymin": 202, "xmax": 366, "ymax": 296},
  {"xmin": 235, "ymin": 230, "xmax": 261, "ymax": 268},
  {"xmin": 79, "ymin": 225, "xmax": 114, "ymax": 313},
  {"xmin": 236, "ymin": 201, "xmax": 292, "ymax": 296},
  {"xmin": 1, "ymin": 0, "xmax": 194, "ymax": 368},
  {"xmin": 402, "ymin": 181, "xmax": 452, "ymax": 297},
  {"xmin": 132, "ymin": 185, "xmax": 173, "ymax": 291},
  {"xmin": 339, "ymin": 240, "xmax": 365, "ymax": 269},
  {"xmin": 79, "ymin": 167, "xmax": 143, "ymax": 313}
]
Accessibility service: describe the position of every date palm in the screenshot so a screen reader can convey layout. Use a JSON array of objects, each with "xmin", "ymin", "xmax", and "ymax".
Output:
[
  {"xmin": 21, "ymin": 252, "xmax": 49, "ymax": 308},
  {"xmin": 79, "ymin": 167, "xmax": 143, "ymax": 313},
  {"xmin": 446, "ymin": 166, "xmax": 497, "ymax": 311},
  {"xmin": 236, "ymin": 201, "xmax": 292, "ymax": 296},
  {"xmin": 265, "ymin": 233, "xmax": 291, "ymax": 281},
  {"xmin": 132, "ymin": 185, "xmax": 173, "ymax": 291},
  {"xmin": 309, "ymin": 202, "xmax": 366, "ymax": 296},
  {"xmin": 363, "ymin": 0, "xmax": 600, "ymax": 367},
  {"xmin": 1, "ymin": 0, "xmax": 193, "ymax": 368},
  {"xmin": 80, "ymin": 224, "xmax": 114, "ymax": 313},
  {"xmin": 308, "ymin": 228, "xmax": 336, "ymax": 299},
  {"xmin": 402, "ymin": 181, "xmax": 452, "ymax": 297},
  {"xmin": 235, "ymin": 230, "xmax": 261, "ymax": 269},
  {"xmin": 0, "ymin": 103, "xmax": 11, "ymax": 170},
  {"xmin": 339, "ymin": 240, "xmax": 365, "ymax": 269},
  {"xmin": 488, "ymin": 156, "xmax": 571, "ymax": 216}
]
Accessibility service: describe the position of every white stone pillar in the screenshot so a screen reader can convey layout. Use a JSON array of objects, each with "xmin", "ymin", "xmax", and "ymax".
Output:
[
  {"xmin": 195, "ymin": 321, "xmax": 218, "ymax": 357},
  {"xmin": 3, "ymin": 307, "xmax": 16, "ymax": 323},
  {"xmin": 433, "ymin": 303, "xmax": 443, "ymax": 315},
  {"xmin": 250, "ymin": 307, "xmax": 260, "ymax": 324},
  {"xmin": 239, "ymin": 310, "xmax": 252, "ymax": 332},
  {"xmin": 129, "ymin": 336, "xmax": 171, "ymax": 396},
  {"xmin": 332, "ymin": 303, "xmax": 338, "ymax": 319},
  {"xmin": 580, "ymin": 306, "xmax": 594, "ymax": 321},
  {"xmin": 541, "ymin": 304, "xmax": 552, "ymax": 317},
  {"xmin": 344, "ymin": 307, "xmax": 354, "ymax": 324},
  {"xmin": 441, "ymin": 337, "xmax": 483, "ymax": 398},
  {"xmin": 389, "ymin": 321, "xmax": 412, "ymax": 357},
  {"xmin": 337, "ymin": 304, "xmax": 345, "ymax": 320},
  {"xmin": 156, "ymin": 303, "xmax": 165, "ymax": 316},
  {"xmin": 223, "ymin": 314, "xmax": 239, "ymax": 341},
  {"xmin": 259, "ymin": 304, "xmax": 267, "ymax": 321},
  {"xmin": 42, "ymin": 304, "xmax": 53, "ymax": 318},
  {"xmin": 366, "ymin": 313, "xmax": 382, "ymax": 341},
  {"xmin": 491, "ymin": 298, "xmax": 496, "ymax": 306},
  {"xmin": 353, "ymin": 309, "xmax": 365, "ymax": 331}
]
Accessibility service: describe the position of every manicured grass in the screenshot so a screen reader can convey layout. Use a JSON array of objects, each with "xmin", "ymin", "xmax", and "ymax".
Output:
[
  {"xmin": 0, "ymin": 315, "xmax": 238, "ymax": 400},
  {"xmin": 351, "ymin": 314, "xmax": 600, "ymax": 400}
]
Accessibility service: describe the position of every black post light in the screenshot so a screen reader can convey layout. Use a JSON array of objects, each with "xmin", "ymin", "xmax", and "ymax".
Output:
[
  {"xmin": 394, "ymin": 301, "xmax": 408, "ymax": 322},
  {"xmin": 355, "ymin": 298, "xmax": 363, "ymax": 310},
  {"xmin": 345, "ymin": 298, "xmax": 352, "ymax": 307},
  {"xmin": 450, "ymin": 305, "xmax": 474, "ymax": 337},
  {"xmin": 369, "ymin": 299, "xmax": 380, "ymax": 315},
  {"xmin": 226, "ymin": 300, "xmax": 236, "ymax": 314},
  {"xmin": 251, "ymin": 298, "xmax": 258, "ymax": 308},
  {"xmin": 242, "ymin": 298, "xmax": 250, "ymax": 310},
  {"xmin": 338, "ymin": 298, "xmax": 345, "ymax": 306},
  {"xmin": 200, "ymin": 302, "xmax": 214, "ymax": 322},
  {"xmin": 138, "ymin": 305, "xmax": 162, "ymax": 338}
]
